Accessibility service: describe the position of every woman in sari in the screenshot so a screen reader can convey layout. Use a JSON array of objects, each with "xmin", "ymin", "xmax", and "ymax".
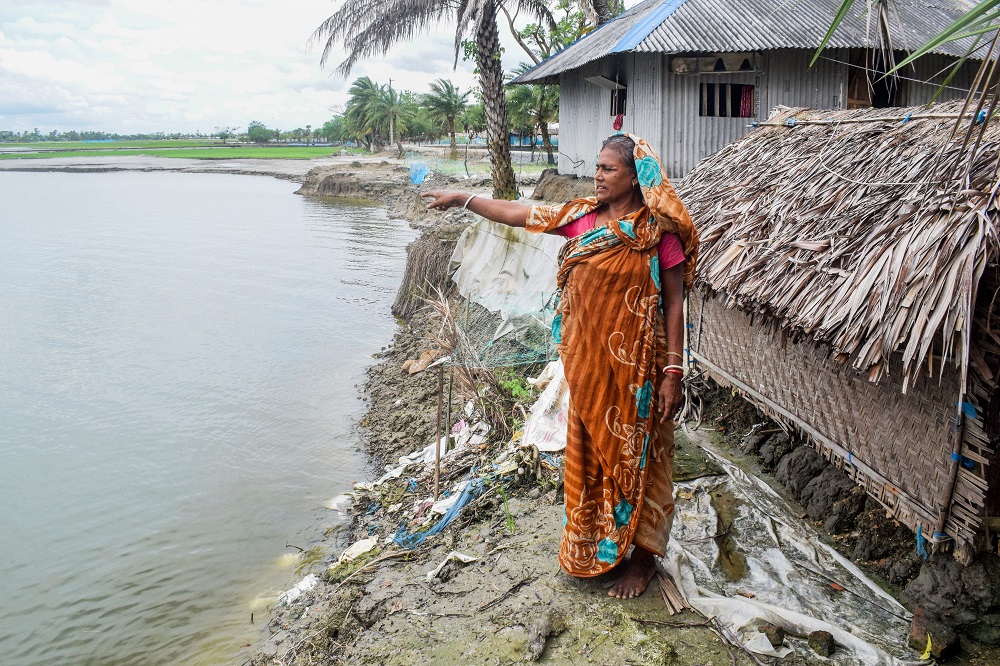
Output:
[{"xmin": 422, "ymin": 134, "xmax": 697, "ymax": 598}]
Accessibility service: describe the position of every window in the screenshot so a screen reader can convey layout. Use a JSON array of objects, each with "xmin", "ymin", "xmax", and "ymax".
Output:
[
  {"xmin": 847, "ymin": 49, "xmax": 903, "ymax": 109},
  {"xmin": 700, "ymin": 83, "xmax": 755, "ymax": 118},
  {"xmin": 611, "ymin": 87, "xmax": 627, "ymax": 117}
]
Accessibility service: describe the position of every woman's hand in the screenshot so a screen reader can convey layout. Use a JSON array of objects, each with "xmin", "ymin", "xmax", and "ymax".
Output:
[
  {"xmin": 421, "ymin": 191, "xmax": 531, "ymax": 228},
  {"xmin": 658, "ymin": 373, "xmax": 683, "ymax": 423},
  {"xmin": 421, "ymin": 190, "xmax": 467, "ymax": 211}
]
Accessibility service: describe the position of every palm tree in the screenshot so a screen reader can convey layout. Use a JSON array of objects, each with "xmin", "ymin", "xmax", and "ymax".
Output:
[
  {"xmin": 369, "ymin": 86, "xmax": 415, "ymax": 158},
  {"xmin": 344, "ymin": 76, "xmax": 383, "ymax": 150},
  {"xmin": 423, "ymin": 79, "xmax": 471, "ymax": 160},
  {"xmin": 312, "ymin": 0, "xmax": 556, "ymax": 200},
  {"xmin": 507, "ymin": 63, "xmax": 559, "ymax": 165}
]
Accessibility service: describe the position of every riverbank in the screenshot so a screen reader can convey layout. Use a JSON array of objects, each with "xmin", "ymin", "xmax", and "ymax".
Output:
[
  {"xmin": 241, "ymin": 162, "xmax": 1000, "ymax": 665},
  {"xmin": 0, "ymin": 152, "xmax": 398, "ymax": 181},
  {"xmin": 10, "ymin": 152, "xmax": 995, "ymax": 663}
]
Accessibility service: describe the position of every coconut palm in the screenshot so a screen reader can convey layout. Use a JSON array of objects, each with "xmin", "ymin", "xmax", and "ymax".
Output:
[
  {"xmin": 312, "ymin": 0, "xmax": 556, "ymax": 200},
  {"xmin": 506, "ymin": 63, "xmax": 559, "ymax": 164},
  {"xmin": 344, "ymin": 76, "xmax": 383, "ymax": 150},
  {"xmin": 370, "ymin": 86, "xmax": 415, "ymax": 158},
  {"xmin": 423, "ymin": 79, "xmax": 471, "ymax": 159}
]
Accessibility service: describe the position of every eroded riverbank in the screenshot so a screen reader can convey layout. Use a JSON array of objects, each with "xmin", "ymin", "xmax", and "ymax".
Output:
[
  {"xmin": 242, "ymin": 161, "xmax": 1000, "ymax": 666},
  {"xmin": 13, "ymin": 152, "xmax": 996, "ymax": 664}
]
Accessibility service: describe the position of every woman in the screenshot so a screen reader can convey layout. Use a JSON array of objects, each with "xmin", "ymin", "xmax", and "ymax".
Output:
[{"xmin": 422, "ymin": 134, "xmax": 698, "ymax": 599}]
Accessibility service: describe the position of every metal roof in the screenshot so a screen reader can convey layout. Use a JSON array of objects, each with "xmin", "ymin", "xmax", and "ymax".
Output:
[{"xmin": 512, "ymin": 0, "xmax": 981, "ymax": 84}]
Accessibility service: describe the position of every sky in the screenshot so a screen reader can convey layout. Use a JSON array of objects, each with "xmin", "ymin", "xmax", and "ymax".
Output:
[{"xmin": 0, "ymin": 0, "xmax": 532, "ymax": 135}]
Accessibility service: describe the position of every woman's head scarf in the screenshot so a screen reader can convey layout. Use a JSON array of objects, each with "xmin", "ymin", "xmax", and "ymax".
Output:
[{"xmin": 610, "ymin": 132, "xmax": 699, "ymax": 287}]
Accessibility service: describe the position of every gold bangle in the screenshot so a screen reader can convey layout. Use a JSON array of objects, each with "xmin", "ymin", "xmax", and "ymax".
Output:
[{"xmin": 666, "ymin": 351, "xmax": 683, "ymax": 359}]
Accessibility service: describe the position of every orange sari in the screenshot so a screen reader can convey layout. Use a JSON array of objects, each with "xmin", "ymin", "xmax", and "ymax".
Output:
[{"xmin": 525, "ymin": 134, "xmax": 697, "ymax": 576}]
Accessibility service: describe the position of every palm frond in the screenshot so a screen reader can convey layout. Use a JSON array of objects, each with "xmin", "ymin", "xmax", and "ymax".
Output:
[{"xmin": 312, "ymin": 0, "xmax": 459, "ymax": 72}]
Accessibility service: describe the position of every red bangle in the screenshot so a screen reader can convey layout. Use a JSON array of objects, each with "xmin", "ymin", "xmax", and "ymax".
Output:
[{"xmin": 664, "ymin": 368, "xmax": 683, "ymax": 375}]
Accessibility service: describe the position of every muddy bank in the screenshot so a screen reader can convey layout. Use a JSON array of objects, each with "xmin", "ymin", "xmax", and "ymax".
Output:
[
  {"xmin": 244, "ymin": 164, "xmax": 1000, "ymax": 665},
  {"xmin": 698, "ymin": 385, "xmax": 1000, "ymax": 660}
]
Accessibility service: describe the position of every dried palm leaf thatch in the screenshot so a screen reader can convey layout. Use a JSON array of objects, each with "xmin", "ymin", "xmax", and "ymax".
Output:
[{"xmin": 678, "ymin": 100, "xmax": 1000, "ymax": 392}]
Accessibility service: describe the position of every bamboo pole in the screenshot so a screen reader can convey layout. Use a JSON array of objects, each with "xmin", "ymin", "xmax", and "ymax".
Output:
[
  {"xmin": 445, "ymin": 368, "xmax": 454, "ymax": 451},
  {"xmin": 434, "ymin": 365, "xmax": 444, "ymax": 502},
  {"xmin": 934, "ymin": 400, "xmax": 967, "ymax": 549}
]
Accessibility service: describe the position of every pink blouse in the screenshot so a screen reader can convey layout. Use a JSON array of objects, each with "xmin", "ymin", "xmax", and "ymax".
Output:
[{"xmin": 553, "ymin": 211, "xmax": 685, "ymax": 270}]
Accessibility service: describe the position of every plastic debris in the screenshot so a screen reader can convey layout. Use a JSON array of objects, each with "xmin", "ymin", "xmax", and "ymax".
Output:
[
  {"xmin": 426, "ymin": 551, "xmax": 479, "ymax": 581},
  {"xmin": 324, "ymin": 494, "xmax": 354, "ymax": 515},
  {"xmin": 523, "ymin": 359, "xmax": 569, "ymax": 452},
  {"xmin": 429, "ymin": 480, "xmax": 468, "ymax": 515},
  {"xmin": 394, "ymin": 476, "xmax": 485, "ymax": 548},
  {"xmin": 660, "ymin": 441, "xmax": 915, "ymax": 664},
  {"xmin": 278, "ymin": 574, "xmax": 318, "ymax": 606},
  {"xmin": 338, "ymin": 537, "xmax": 378, "ymax": 564},
  {"xmin": 409, "ymin": 163, "xmax": 430, "ymax": 184}
]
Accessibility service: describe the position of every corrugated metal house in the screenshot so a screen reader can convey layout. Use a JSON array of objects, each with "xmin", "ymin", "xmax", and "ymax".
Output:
[{"xmin": 513, "ymin": 0, "xmax": 981, "ymax": 178}]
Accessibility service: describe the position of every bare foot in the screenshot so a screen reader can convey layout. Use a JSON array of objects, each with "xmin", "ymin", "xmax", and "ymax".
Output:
[{"xmin": 608, "ymin": 546, "xmax": 657, "ymax": 599}]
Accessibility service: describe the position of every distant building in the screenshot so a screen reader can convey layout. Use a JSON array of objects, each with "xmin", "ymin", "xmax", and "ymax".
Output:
[{"xmin": 513, "ymin": 0, "xmax": 982, "ymax": 178}]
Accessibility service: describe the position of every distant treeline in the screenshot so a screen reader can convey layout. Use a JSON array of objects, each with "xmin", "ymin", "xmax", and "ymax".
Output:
[{"xmin": 0, "ymin": 130, "xmax": 213, "ymax": 142}]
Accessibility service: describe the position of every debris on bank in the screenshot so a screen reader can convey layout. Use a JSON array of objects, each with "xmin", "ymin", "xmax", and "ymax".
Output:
[{"xmin": 245, "ymin": 162, "xmax": 1000, "ymax": 666}]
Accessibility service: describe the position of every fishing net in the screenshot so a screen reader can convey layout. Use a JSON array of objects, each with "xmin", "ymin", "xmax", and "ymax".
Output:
[{"xmin": 447, "ymin": 219, "xmax": 564, "ymax": 368}]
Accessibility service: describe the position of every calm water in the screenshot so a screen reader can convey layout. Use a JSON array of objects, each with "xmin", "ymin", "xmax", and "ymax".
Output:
[{"xmin": 0, "ymin": 171, "xmax": 415, "ymax": 665}]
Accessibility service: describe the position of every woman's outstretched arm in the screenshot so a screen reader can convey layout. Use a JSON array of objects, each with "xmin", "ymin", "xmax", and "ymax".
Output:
[{"xmin": 421, "ymin": 190, "xmax": 531, "ymax": 228}]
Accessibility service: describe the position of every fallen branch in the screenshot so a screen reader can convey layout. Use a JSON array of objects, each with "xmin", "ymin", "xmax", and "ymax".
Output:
[{"xmin": 336, "ymin": 551, "xmax": 412, "ymax": 588}]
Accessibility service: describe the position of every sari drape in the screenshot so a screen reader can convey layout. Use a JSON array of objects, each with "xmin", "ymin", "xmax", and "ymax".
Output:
[{"xmin": 524, "ymin": 134, "xmax": 698, "ymax": 576}]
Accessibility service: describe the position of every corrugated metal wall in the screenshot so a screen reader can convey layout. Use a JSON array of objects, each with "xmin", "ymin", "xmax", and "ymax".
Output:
[
  {"xmin": 763, "ymin": 48, "xmax": 847, "ymax": 112},
  {"xmin": 557, "ymin": 58, "xmax": 632, "ymax": 177},
  {"xmin": 556, "ymin": 48, "xmax": 973, "ymax": 179},
  {"xmin": 906, "ymin": 53, "xmax": 976, "ymax": 105}
]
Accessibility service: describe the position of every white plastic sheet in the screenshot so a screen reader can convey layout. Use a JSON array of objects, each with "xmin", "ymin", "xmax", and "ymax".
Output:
[
  {"xmin": 661, "ymin": 441, "xmax": 926, "ymax": 665},
  {"xmin": 354, "ymin": 420, "xmax": 488, "ymax": 490},
  {"xmin": 449, "ymin": 219, "xmax": 564, "ymax": 321},
  {"xmin": 523, "ymin": 359, "xmax": 570, "ymax": 452}
]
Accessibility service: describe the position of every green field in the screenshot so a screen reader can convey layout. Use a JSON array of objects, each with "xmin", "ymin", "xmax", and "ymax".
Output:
[{"xmin": 0, "ymin": 145, "xmax": 349, "ymax": 160}]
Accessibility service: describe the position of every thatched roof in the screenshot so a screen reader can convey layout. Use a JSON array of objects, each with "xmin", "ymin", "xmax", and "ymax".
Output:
[{"xmin": 678, "ymin": 100, "xmax": 1000, "ymax": 391}]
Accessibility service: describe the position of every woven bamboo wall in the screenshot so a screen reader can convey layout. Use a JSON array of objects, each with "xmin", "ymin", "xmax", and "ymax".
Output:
[{"xmin": 689, "ymin": 291, "xmax": 990, "ymax": 553}]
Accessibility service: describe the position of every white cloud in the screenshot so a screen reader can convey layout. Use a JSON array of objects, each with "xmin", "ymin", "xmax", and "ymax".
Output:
[{"xmin": 0, "ymin": 0, "xmax": 527, "ymax": 134}]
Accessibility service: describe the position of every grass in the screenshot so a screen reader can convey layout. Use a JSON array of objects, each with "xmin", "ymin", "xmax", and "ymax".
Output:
[{"xmin": 0, "ymin": 146, "xmax": 346, "ymax": 160}]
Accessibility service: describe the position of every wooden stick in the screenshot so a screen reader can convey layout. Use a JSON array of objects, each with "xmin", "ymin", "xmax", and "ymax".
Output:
[{"xmin": 434, "ymin": 365, "xmax": 443, "ymax": 501}]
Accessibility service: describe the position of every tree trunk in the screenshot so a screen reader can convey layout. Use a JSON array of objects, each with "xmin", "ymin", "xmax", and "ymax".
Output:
[
  {"xmin": 475, "ymin": 3, "xmax": 518, "ymax": 200},
  {"xmin": 591, "ymin": 0, "xmax": 613, "ymax": 25},
  {"xmin": 448, "ymin": 119, "xmax": 458, "ymax": 160},
  {"xmin": 539, "ymin": 121, "xmax": 555, "ymax": 165}
]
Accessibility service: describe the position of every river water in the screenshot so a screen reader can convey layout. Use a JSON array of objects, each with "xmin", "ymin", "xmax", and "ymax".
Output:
[{"xmin": 0, "ymin": 171, "xmax": 415, "ymax": 665}]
